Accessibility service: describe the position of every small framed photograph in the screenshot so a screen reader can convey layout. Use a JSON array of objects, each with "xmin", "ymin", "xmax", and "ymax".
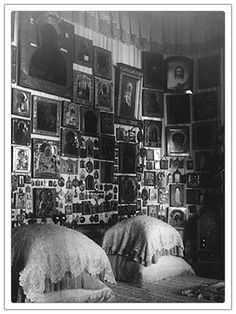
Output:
[
  {"xmin": 187, "ymin": 173, "xmax": 200, "ymax": 188},
  {"xmin": 99, "ymin": 135, "xmax": 115, "ymax": 161},
  {"xmin": 33, "ymin": 188, "xmax": 56, "ymax": 218},
  {"xmin": 169, "ymin": 184, "xmax": 185, "ymax": 207},
  {"xmin": 60, "ymin": 157, "xmax": 78, "ymax": 174},
  {"xmin": 164, "ymin": 56, "xmax": 193, "ymax": 92},
  {"xmin": 144, "ymin": 171, "xmax": 156, "ymax": 186},
  {"xmin": 32, "ymin": 138, "xmax": 60, "ymax": 178},
  {"xmin": 73, "ymin": 70, "xmax": 94, "ymax": 106},
  {"xmin": 186, "ymin": 189, "xmax": 200, "ymax": 204},
  {"xmin": 93, "ymin": 46, "xmax": 112, "ymax": 80},
  {"xmin": 62, "ymin": 101, "xmax": 80, "ymax": 129},
  {"xmin": 144, "ymin": 120, "xmax": 162, "ymax": 147},
  {"xmin": 100, "ymin": 112, "xmax": 114, "ymax": 134},
  {"xmin": 80, "ymin": 106, "xmax": 99, "ymax": 136},
  {"xmin": 198, "ymin": 55, "xmax": 220, "ymax": 89},
  {"xmin": 32, "ymin": 95, "xmax": 61, "ymax": 136},
  {"xmin": 12, "ymin": 146, "xmax": 31, "ymax": 173},
  {"xmin": 158, "ymin": 188, "xmax": 169, "ymax": 204},
  {"xmin": 12, "ymin": 88, "xmax": 31, "ymax": 117},
  {"xmin": 166, "ymin": 126, "xmax": 190, "ymax": 157},
  {"xmin": 142, "ymin": 89, "xmax": 163, "ymax": 118},
  {"xmin": 74, "ymin": 34, "xmax": 93, "ymax": 68},
  {"xmin": 119, "ymin": 143, "xmax": 137, "ymax": 174},
  {"xmin": 61, "ymin": 128, "xmax": 80, "ymax": 158},
  {"xmin": 101, "ymin": 161, "xmax": 114, "ymax": 183},
  {"xmin": 147, "ymin": 205, "xmax": 159, "ymax": 218},
  {"xmin": 95, "ymin": 77, "xmax": 113, "ymax": 111},
  {"xmin": 166, "ymin": 94, "xmax": 190, "ymax": 124},
  {"xmin": 168, "ymin": 207, "xmax": 187, "ymax": 228},
  {"xmin": 142, "ymin": 51, "xmax": 163, "ymax": 89},
  {"xmin": 11, "ymin": 118, "xmax": 31, "ymax": 146},
  {"xmin": 192, "ymin": 121, "xmax": 217, "ymax": 149},
  {"xmin": 86, "ymin": 138, "xmax": 94, "ymax": 158},
  {"xmin": 119, "ymin": 176, "xmax": 137, "ymax": 204},
  {"xmin": 146, "ymin": 161, "xmax": 153, "ymax": 170},
  {"xmin": 193, "ymin": 91, "xmax": 218, "ymax": 121}
]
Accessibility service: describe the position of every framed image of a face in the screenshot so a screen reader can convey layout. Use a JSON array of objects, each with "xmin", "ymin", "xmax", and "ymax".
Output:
[
  {"xmin": 18, "ymin": 12, "xmax": 74, "ymax": 98},
  {"xmin": 93, "ymin": 46, "xmax": 112, "ymax": 80},
  {"xmin": 33, "ymin": 188, "xmax": 56, "ymax": 218},
  {"xmin": 32, "ymin": 95, "xmax": 61, "ymax": 136},
  {"xmin": 12, "ymin": 146, "xmax": 31, "ymax": 173},
  {"xmin": 198, "ymin": 55, "xmax": 220, "ymax": 89},
  {"xmin": 73, "ymin": 70, "xmax": 94, "ymax": 106},
  {"xmin": 80, "ymin": 106, "xmax": 99, "ymax": 136},
  {"xmin": 164, "ymin": 56, "xmax": 193, "ymax": 92},
  {"xmin": 62, "ymin": 101, "xmax": 80, "ymax": 129},
  {"xmin": 12, "ymin": 88, "xmax": 31, "ymax": 117},
  {"xmin": 61, "ymin": 128, "xmax": 80, "ymax": 158},
  {"xmin": 101, "ymin": 161, "xmax": 114, "ymax": 183},
  {"xmin": 100, "ymin": 112, "xmax": 114, "ymax": 135},
  {"xmin": 169, "ymin": 184, "xmax": 185, "ymax": 207},
  {"xmin": 192, "ymin": 121, "xmax": 217, "ymax": 149},
  {"xmin": 193, "ymin": 91, "xmax": 218, "ymax": 121},
  {"xmin": 166, "ymin": 94, "xmax": 190, "ymax": 124},
  {"xmin": 166, "ymin": 126, "xmax": 190, "ymax": 157},
  {"xmin": 158, "ymin": 188, "xmax": 169, "ymax": 204},
  {"xmin": 142, "ymin": 51, "xmax": 163, "ymax": 89},
  {"xmin": 119, "ymin": 176, "xmax": 137, "ymax": 204},
  {"xmin": 187, "ymin": 173, "xmax": 200, "ymax": 188},
  {"xmin": 74, "ymin": 34, "xmax": 93, "ymax": 68},
  {"xmin": 32, "ymin": 138, "xmax": 60, "ymax": 178},
  {"xmin": 168, "ymin": 207, "xmax": 187, "ymax": 228},
  {"xmin": 142, "ymin": 89, "xmax": 163, "ymax": 118},
  {"xmin": 119, "ymin": 143, "xmax": 137, "ymax": 174},
  {"xmin": 144, "ymin": 120, "xmax": 162, "ymax": 147},
  {"xmin": 115, "ymin": 63, "xmax": 143, "ymax": 126},
  {"xmin": 12, "ymin": 118, "xmax": 30, "ymax": 146},
  {"xmin": 144, "ymin": 171, "xmax": 155, "ymax": 186},
  {"xmin": 95, "ymin": 77, "xmax": 113, "ymax": 111}
]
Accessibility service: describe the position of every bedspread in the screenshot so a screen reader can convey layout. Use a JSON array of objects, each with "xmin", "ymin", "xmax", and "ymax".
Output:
[
  {"xmin": 12, "ymin": 224, "xmax": 116, "ymax": 302},
  {"xmin": 102, "ymin": 216, "xmax": 184, "ymax": 266}
]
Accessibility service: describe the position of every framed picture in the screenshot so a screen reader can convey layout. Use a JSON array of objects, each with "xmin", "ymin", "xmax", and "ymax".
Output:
[
  {"xmin": 11, "ymin": 45, "xmax": 17, "ymax": 84},
  {"xmin": 158, "ymin": 188, "xmax": 169, "ymax": 204},
  {"xmin": 73, "ymin": 70, "xmax": 94, "ymax": 106},
  {"xmin": 62, "ymin": 101, "xmax": 80, "ymax": 129},
  {"xmin": 99, "ymin": 135, "xmax": 115, "ymax": 161},
  {"xmin": 95, "ymin": 77, "xmax": 113, "ymax": 111},
  {"xmin": 166, "ymin": 126, "xmax": 190, "ymax": 157},
  {"xmin": 119, "ymin": 176, "xmax": 137, "ymax": 204},
  {"xmin": 32, "ymin": 95, "xmax": 61, "ymax": 136},
  {"xmin": 12, "ymin": 146, "xmax": 31, "ymax": 173},
  {"xmin": 164, "ymin": 56, "xmax": 193, "ymax": 92},
  {"xmin": 193, "ymin": 91, "xmax": 218, "ymax": 121},
  {"xmin": 61, "ymin": 128, "xmax": 80, "ymax": 158},
  {"xmin": 146, "ymin": 149, "xmax": 154, "ymax": 161},
  {"xmin": 86, "ymin": 138, "xmax": 94, "ymax": 158},
  {"xmin": 119, "ymin": 143, "xmax": 137, "ymax": 174},
  {"xmin": 142, "ymin": 51, "xmax": 163, "ymax": 89},
  {"xmin": 166, "ymin": 94, "xmax": 190, "ymax": 124},
  {"xmin": 187, "ymin": 173, "xmax": 200, "ymax": 188},
  {"xmin": 12, "ymin": 88, "xmax": 31, "ymax": 117},
  {"xmin": 101, "ymin": 161, "xmax": 114, "ymax": 183},
  {"xmin": 18, "ymin": 12, "xmax": 74, "ymax": 98},
  {"xmin": 80, "ymin": 106, "xmax": 99, "ymax": 136},
  {"xmin": 169, "ymin": 184, "xmax": 185, "ymax": 207},
  {"xmin": 144, "ymin": 171, "xmax": 156, "ymax": 186},
  {"xmin": 115, "ymin": 63, "xmax": 143, "ymax": 126},
  {"xmin": 93, "ymin": 46, "xmax": 112, "ymax": 80},
  {"xmin": 144, "ymin": 120, "xmax": 162, "ymax": 147},
  {"xmin": 60, "ymin": 157, "xmax": 78, "ymax": 174},
  {"xmin": 168, "ymin": 207, "xmax": 187, "ymax": 228},
  {"xmin": 116, "ymin": 127, "xmax": 125, "ymax": 141},
  {"xmin": 100, "ymin": 112, "xmax": 114, "ymax": 135},
  {"xmin": 195, "ymin": 151, "xmax": 217, "ymax": 172},
  {"xmin": 142, "ymin": 89, "xmax": 163, "ymax": 118},
  {"xmin": 147, "ymin": 205, "xmax": 159, "ymax": 218},
  {"xmin": 32, "ymin": 138, "xmax": 60, "ymax": 178},
  {"xmin": 12, "ymin": 118, "xmax": 30, "ymax": 146},
  {"xmin": 74, "ymin": 34, "xmax": 93, "ymax": 68},
  {"xmin": 186, "ymin": 189, "xmax": 200, "ymax": 204},
  {"xmin": 33, "ymin": 188, "xmax": 56, "ymax": 218},
  {"xmin": 198, "ymin": 55, "xmax": 220, "ymax": 89},
  {"xmin": 192, "ymin": 122, "xmax": 217, "ymax": 149}
]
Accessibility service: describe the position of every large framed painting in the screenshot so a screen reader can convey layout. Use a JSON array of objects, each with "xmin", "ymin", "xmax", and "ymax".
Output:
[
  {"xmin": 74, "ymin": 34, "xmax": 93, "ymax": 68},
  {"xmin": 169, "ymin": 184, "xmax": 185, "ymax": 207},
  {"xmin": 62, "ymin": 101, "xmax": 80, "ymax": 129},
  {"xmin": 192, "ymin": 121, "xmax": 217, "ymax": 149},
  {"xmin": 119, "ymin": 176, "xmax": 137, "ymax": 204},
  {"xmin": 32, "ymin": 95, "xmax": 61, "ymax": 137},
  {"xmin": 33, "ymin": 188, "xmax": 56, "ymax": 218},
  {"xmin": 32, "ymin": 138, "xmax": 60, "ymax": 178},
  {"xmin": 166, "ymin": 126, "xmax": 190, "ymax": 157},
  {"xmin": 73, "ymin": 70, "xmax": 94, "ymax": 107},
  {"xmin": 164, "ymin": 56, "xmax": 193, "ymax": 93},
  {"xmin": 198, "ymin": 55, "xmax": 220, "ymax": 89},
  {"xmin": 119, "ymin": 143, "xmax": 137, "ymax": 174},
  {"xmin": 115, "ymin": 63, "xmax": 143, "ymax": 126},
  {"xmin": 18, "ymin": 11, "xmax": 74, "ymax": 98},
  {"xmin": 142, "ymin": 51, "xmax": 163, "ymax": 89},
  {"xmin": 94, "ymin": 77, "xmax": 113, "ymax": 111},
  {"xmin": 142, "ymin": 89, "xmax": 163, "ymax": 118},
  {"xmin": 100, "ymin": 112, "xmax": 114, "ymax": 135},
  {"xmin": 93, "ymin": 46, "xmax": 112, "ymax": 80},
  {"xmin": 143, "ymin": 120, "xmax": 162, "ymax": 147},
  {"xmin": 192, "ymin": 91, "xmax": 218, "ymax": 121},
  {"xmin": 166, "ymin": 94, "xmax": 190, "ymax": 124},
  {"xmin": 12, "ymin": 118, "xmax": 31, "ymax": 146},
  {"xmin": 80, "ymin": 106, "xmax": 99, "ymax": 137},
  {"xmin": 12, "ymin": 88, "xmax": 31, "ymax": 117},
  {"xmin": 61, "ymin": 128, "xmax": 80, "ymax": 158},
  {"xmin": 12, "ymin": 146, "xmax": 31, "ymax": 173}
]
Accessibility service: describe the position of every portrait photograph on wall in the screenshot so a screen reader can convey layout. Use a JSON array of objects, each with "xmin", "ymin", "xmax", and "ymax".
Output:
[
  {"xmin": 166, "ymin": 126, "xmax": 190, "ymax": 156},
  {"xmin": 119, "ymin": 176, "xmax": 137, "ymax": 204},
  {"xmin": 11, "ymin": 118, "xmax": 31, "ymax": 146},
  {"xmin": 144, "ymin": 120, "xmax": 162, "ymax": 147},
  {"xmin": 164, "ymin": 56, "xmax": 193, "ymax": 92},
  {"xmin": 62, "ymin": 101, "xmax": 80, "ymax": 129},
  {"xmin": 142, "ymin": 51, "xmax": 163, "ymax": 90},
  {"xmin": 61, "ymin": 128, "xmax": 80, "ymax": 158},
  {"xmin": 94, "ymin": 77, "xmax": 113, "ymax": 111},
  {"xmin": 12, "ymin": 146, "xmax": 31, "ymax": 173},
  {"xmin": 142, "ymin": 89, "xmax": 163, "ymax": 118},
  {"xmin": 74, "ymin": 34, "xmax": 93, "ymax": 68},
  {"xmin": 17, "ymin": 11, "xmax": 74, "ymax": 98},
  {"xmin": 166, "ymin": 94, "xmax": 191, "ymax": 124},
  {"xmin": 73, "ymin": 70, "xmax": 94, "ymax": 106},
  {"xmin": 33, "ymin": 188, "xmax": 56, "ymax": 218},
  {"xmin": 93, "ymin": 46, "xmax": 112, "ymax": 80},
  {"xmin": 192, "ymin": 91, "xmax": 218, "ymax": 121},
  {"xmin": 12, "ymin": 88, "xmax": 31, "ymax": 117}
]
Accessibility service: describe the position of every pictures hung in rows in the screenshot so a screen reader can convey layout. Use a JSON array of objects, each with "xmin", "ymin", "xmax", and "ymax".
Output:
[
  {"xmin": 17, "ymin": 12, "xmax": 74, "ymax": 98},
  {"xmin": 61, "ymin": 128, "xmax": 80, "ymax": 158},
  {"xmin": 33, "ymin": 188, "xmax": 56, "ymax": 218},
  {"xmin": 93, "ymin": 46, "xmax": 112, "ymax": 80},
  {"xmin": 94, "ymin": 77, "xmax": 113, "ymax": 111},
  {"xmin": 100, "ymin": 112, "xmax": 114, "ymax": 135},
  {"xmin": 80, "ymin": 106, "xmax": 99, "ymax": 136},
  {"xmin": 74, "ymin": 34, "xmax": 93, "ymax": 68},
  {"xmin": 32, "ymin": 138, "xmax": 60, "ymax": 178},
  {"xmin": 32, "ymin": 95, "xmax": 61, "ymax": 137},
  {"xmin": 164, "ymin": 56, "xmax": 193, "ymax": 92},
  {"xmin": 169, "ymin": 184, "xmax": 185, "ymax": 207},
  {"xmin": 198, "ymin": 55, "xmax": 220, "ymax": 89},
  {"xmin": 143, "ymin": 120, "xmax": 162, "ymax": 147},
  {"xmin": 192, "ymin": 91, "xmax": 218, "ymax": 121},
  {"xmin": 73, "ymin": 71, "xmax": 94, "ymax": 106},
  {"xmin": 11, "ymin": 118, "xmax": 30, "ymax": 146},
  {"xmin": 119, "ymin": 176, "xmax": 137, "ymax": 204},
  {"xmin": 62, "ymin": 101, "xmax": 80, "ymax": 129},
  {"xmin": 142, "ymin": 51, "xmax": 163, "ymax": 90},
  {"xmin": 142, "ymin": 89, "xmax": 163, "ymax": 118},
  {"xmin": 166, "ymin": 94, "xmax": 190, "ymax": 124},
  {"xmin": 12, "ymin": 88, "xmax": 31, "ymax": 117},
  {"xmin": 12, "ymin": 146, "xmax": 31, "ymax": 173},
  {"xmin": 166, "ymin": 126, "xmax": 190, "ymax": 157},
  {"xmin": 115, "ymin": 63, "xmax": 143, "ymax": 126},
  {"xmin": 119, "ymin": 143, "xmax": 137, "ymax": 174},
  {"xmin": 192, "ymin": 121, "xmax": 217, "ymax": 149}
]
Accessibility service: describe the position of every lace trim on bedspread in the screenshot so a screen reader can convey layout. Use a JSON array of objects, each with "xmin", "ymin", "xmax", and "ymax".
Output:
[{"xmin": 12, "ymin": 225, "xmax": 116, "ymax": 302}]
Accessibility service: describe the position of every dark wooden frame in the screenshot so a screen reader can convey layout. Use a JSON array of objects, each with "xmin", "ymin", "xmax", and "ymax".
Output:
[{"xmin": 93, "ymin": 46, "xmax": 112, "ymax": 80}]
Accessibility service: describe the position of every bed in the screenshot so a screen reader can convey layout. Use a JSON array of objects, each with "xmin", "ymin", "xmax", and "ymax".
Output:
[
  {"xmin": 11, "ymin": 224, "xmax": 116, "ymax": 303},
  {"xmin": 102, "ymin": 215, "xmax": 195, "ymax": 286}
]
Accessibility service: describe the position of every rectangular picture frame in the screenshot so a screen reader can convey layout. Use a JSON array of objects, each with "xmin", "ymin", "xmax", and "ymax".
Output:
[
  {"xmin": 144, "ymin": 171, "xmax": 156, "ymax": 186},
  {"xmin": 144, "ymin": 120, "xmax": 162, "ymax": 148},
  {"xmin": 94, "ymin": 77, "xmax": 113, "ymax": 111},
  {"xmin": 142, "ymin": 51, "xmax": 163, "ymax": 89},
  {"xmin": 12, "ymin": 146, "xmax": 31, "ymax": 173},
  {"xmin": 169, "ymin": 184, "xmax": 185, "ymax": 207},
  {"xmin": 192, "ymin": 91, "xmax": 218, "ymax": 121},
  {"xmin": 166, "ymin": 94, "xmax": 190, "ymax": 124},
  {"xmin": 12, "ymin": 88, "xmax": 31, "ymax": 117},
  {"xmin": 74, "ymin": 34, "xmax": 93, "ymax": 68},
  {"xmin": 119, "ymin": 143, "xmax": 137, "ymax": 174},
  {"xmin": 142, "ymin": 89, "xmax": 163, "ymax": 118},
  {"xmin": 73, "ymin": 70, "xmax": 94, "ymax": 106},
  {"xmin": 62, "ymin": 101, "xmax": 80, "ymax": 129},
  {"xmin": 61, "ymin": 128, "xmax": 80, "ymax": 158},
  {"xmin": 166, "ymin": 126, "xmax": 190, "ymax": 157},
  {"xmin": 118, "ymin": 176, "xmax": 137, "ymax": 204},
  {"xmin": 93, "ymin": 46, "xmax": 112, "ymax": 80},
  {"xmin": 198, "ymin": 55, "xmax": 220, "ymax": 90},
  {"xmin": 33, "ymin": 188, "xmax": 56, "ymax": 218},
  {"xmin": 11, "ymin": 118, "xmax": 31, "ymax": 146}
]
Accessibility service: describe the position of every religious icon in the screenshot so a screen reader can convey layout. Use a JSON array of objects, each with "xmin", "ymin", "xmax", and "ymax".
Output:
[
  {"xmin": 12, "ymin": 146, "xmax": 31, "ymax": 173},
  {"xmin": 62, "ymin": 101, "xmax": 80, "ymax": 129},
  {"xmin": 12, "ymin": 118, "xmax": 30, "ymax": 146}
]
